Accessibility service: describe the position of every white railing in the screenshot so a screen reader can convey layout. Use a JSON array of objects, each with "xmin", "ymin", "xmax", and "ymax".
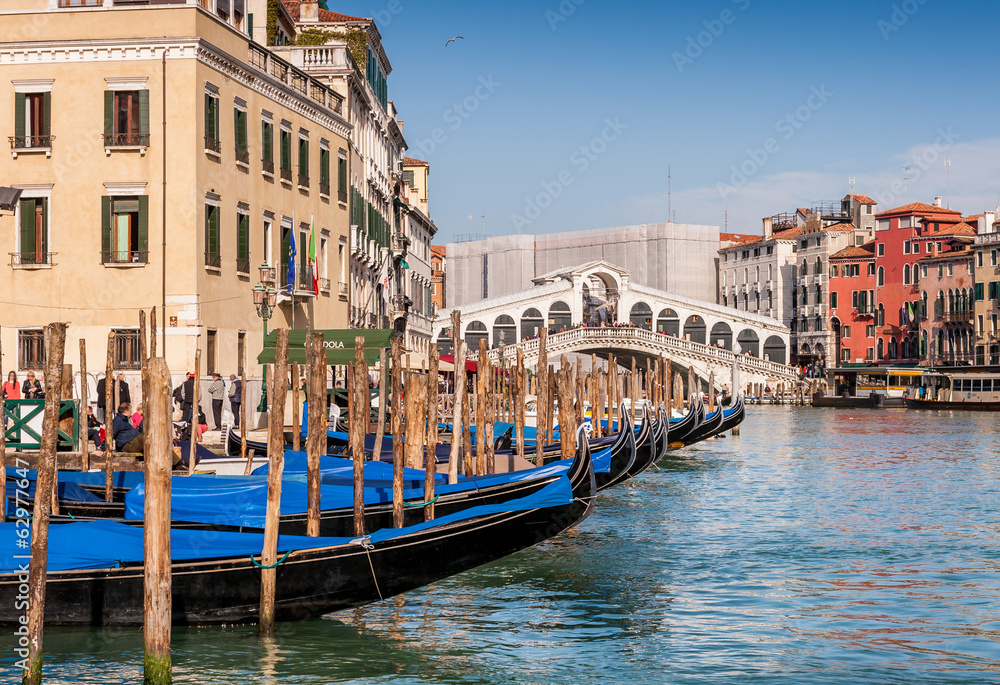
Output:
[{"xmin": 479, "ymin": 326, "xmax": 798, "ymax": 380}]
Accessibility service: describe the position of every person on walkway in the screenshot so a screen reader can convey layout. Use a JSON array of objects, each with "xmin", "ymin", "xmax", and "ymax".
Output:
[
  {"xmin": 22, "ymin": 371, "xmax": 43, "ymax": 399},
  {"xmin": 176, "ymin": 372, "xmax": 196, "ymax": 423},
  {"xmin": 112, "ymin": 402, "xmax": 143, "ymax": 453},
  {"xmin": 3, "ymin": 371, "xmax": 20, "ymax": 430},
  {"xmin": 96, "ymin": 374, "xmax": 130, "ymax": 423},
  {"xmin": 208, "ymin": 372, "xmax": 225, "ymax": 430},
  {"xmin": 228, "ymin": 373, "xmax": 242, "ymax": 428},
  {"xmin": 86, "ymin": 405, "xmax": 102, "ymax": 449},
  {"xmin": 130, "ymin": 403, "xmax": 144, "ymax": 429}
]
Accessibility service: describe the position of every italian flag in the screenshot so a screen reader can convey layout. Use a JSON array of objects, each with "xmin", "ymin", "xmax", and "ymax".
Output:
[{"xmin": 309, "ymin": 215, "xmax": 319, "ymax": 295}]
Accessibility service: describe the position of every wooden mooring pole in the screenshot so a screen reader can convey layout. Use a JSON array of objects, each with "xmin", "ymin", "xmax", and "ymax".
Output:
[
  {"xmin": 104, "ymin": 331, "xmax": 115, "ymax": 502},
  {"xmin": 291, "ymin": 361, "xmax": 301, "ymax": 453},
  {"xmin": 187, "ymin": 348, "xmax": 200, "ymax": 476},
  {"xmin": 79, "ymin": 339, "xmax": 89, "ymax": 473},
  {"xmin": 514, "ymin": 349, "xmax": 526, "ymax": 463},
  {"xmin": 372, "ymin": 348, "xmax": 387, "ymax": 466},
  {"xmin": 0, "ymin": 328, "xmax": 5, "ymax": 523},
  {"xmin": 391, "ymin": 337, "xmax": 405, "ymax": 527},
  {"xmin": 403, "ymin": 368, "xmax": 426, "ymax": 501},
  {"xmin": 143, "ymin": 356, "xmax": 173, "ymax": 685},
  {"xmin": 22, "ymin": 322, "xmax": 66, "ymax": 685},
  {"xmin": 352, "ymin": 337, "xmax": 367, "ymax": 537},
  {"xmin": 425, "ymin": 345, "xmax": 438, "ymax": 520},
  {"xmin": 555, "ymin": 365, "xmax": 575, "ymax": 462},
  {"xmin": 306, "ymin": 331, "xmax": 325, "ymax": 537},
  {"xmin": 259, "ymin": 328, "xmax": 288, "ymax": 637},
  {"xmin": 536, "ymin": 329, "xmax": 548, "ymax": 461},
  {"xmin": 448, "ymin": 339, "xmax": 466, "ymax": 485}
]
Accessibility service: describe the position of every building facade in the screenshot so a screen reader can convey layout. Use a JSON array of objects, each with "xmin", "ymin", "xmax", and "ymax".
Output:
[
  {"xmin": 0, "ymin": 1, "xmax": 350, "ymax": 414},
  {"xmin": 916, "ymin": 242, "xmax": 976, "ymax": 365},
  {"xmin": 972, "ymin": 223, "xmax": 1000, "ymax": 365},
  {"xmin": 828, "ymin": 242, "xmax": 877, "ymax": 365},
  {"xmin": 430, "ymin": 245, "xmax": 446, "ymax": 312}
]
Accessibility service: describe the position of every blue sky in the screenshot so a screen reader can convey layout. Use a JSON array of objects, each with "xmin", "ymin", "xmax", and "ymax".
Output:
[{"xmin": 334, "ymin": 0, "xmax": 1000, "ymax": 241}]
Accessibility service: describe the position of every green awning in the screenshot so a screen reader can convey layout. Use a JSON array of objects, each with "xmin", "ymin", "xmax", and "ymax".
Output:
[
  {"xmin": 257, "ymin": 329, "xmax": 393, "ymax": 366},
  {"xmin": 399, "ymin": 259, "xmax": 410, "ymax": 269}
]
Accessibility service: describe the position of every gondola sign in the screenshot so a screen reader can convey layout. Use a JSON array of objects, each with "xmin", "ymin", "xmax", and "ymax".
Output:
[{"xmin": 257, "ymin": 329, "xmax": 393, "ymax": 366}]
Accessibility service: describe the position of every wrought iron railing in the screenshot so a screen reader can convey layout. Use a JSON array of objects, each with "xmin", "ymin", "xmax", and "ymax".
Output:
[
  {"xmin": 262, "ymin": 159, "xmax": 275, "ymax": 175},
  {"xmin": 204, "ymin": 136, "xmax": 221, "ymax": 154},
  {"xmin": 338, "ymin": 189, "xmax": 348, "ymax": 203},
  {"xmin": 235, "ymin": 147, "xmax": 250, "ymax": 165},
  {"xmin": 9, "ymin": 135, "xmax": 54, "ymax": 149},
  {"xmin": 236, "ymin": 257, "xmax": 250, "ymax": 274},
  {"xmin": 280, "ymin": 167, "xmax": 292, "ymax": 182},
  {"xmin": 10, "ymin": 252, "xmax": 56, "ymax": 266},
  {"xmin": 205, "ymin": 252, "xmax": 221, "ymax": 268},
  {"xmin": 101, "ymin": 250, "xmax": 148, "ymax": 265},
  {"xmin": 104, "ymin": 132, "xmax": 149, "ymax": 147},
  {"xmin": 942, "ymin": 309, "xmax": 974, "ymax": 323},
  {"xmin": 319, "ymin": 182, "xmax": 330, "ymax": 197},
  {"xmin": 298, "ymin": 174, "xmax": 310, "ymax": 188}
]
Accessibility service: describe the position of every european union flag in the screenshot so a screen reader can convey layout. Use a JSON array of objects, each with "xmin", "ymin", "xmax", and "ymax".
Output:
[{"xmin": 287, "ymin": 229, "xmax": 297, "ymax": 292}]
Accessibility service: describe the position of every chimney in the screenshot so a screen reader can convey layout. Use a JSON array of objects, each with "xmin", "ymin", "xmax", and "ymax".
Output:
[
  {"xmin": 930, "ymin": 243, "xmax": 938, "ymax": 257},
  {"xmin": 980, "ymin": 212, "xmax": 995, "ymax": 235},
  {"xmin": 933, "ymin": 196, "xmax": 942, "ymax": 207},
  {"xmin": 300, "ymin": 0, "xmax": 319, "ymax": 22},
  {"xmin": 762, "ymin": 216, "xmax": 773, "ymax": 240},
  {"xmin": 806, "ymin": 211, "xmax": 821, "ymax": 232}
]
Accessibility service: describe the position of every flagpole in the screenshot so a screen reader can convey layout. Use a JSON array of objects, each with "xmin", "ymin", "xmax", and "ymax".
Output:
[{"xmin": 291, "ymin": 211, "xmax": 295, "ymax": 332}]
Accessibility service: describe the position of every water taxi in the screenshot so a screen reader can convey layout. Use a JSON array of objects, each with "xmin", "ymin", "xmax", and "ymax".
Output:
[{"xmin": 903, "ymin": 371, "xmax": 1000, "ymax": 411}]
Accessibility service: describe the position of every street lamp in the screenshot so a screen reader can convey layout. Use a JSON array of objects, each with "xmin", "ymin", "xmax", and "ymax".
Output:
[{"xmin": 254, "ymin": 262, "xmax": 278, "ymax": 411}]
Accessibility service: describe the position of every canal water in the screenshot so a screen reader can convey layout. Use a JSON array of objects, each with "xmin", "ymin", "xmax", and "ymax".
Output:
[{"xmin": 3, "ymin": 406, "xmax": 999, "ymax": 683}]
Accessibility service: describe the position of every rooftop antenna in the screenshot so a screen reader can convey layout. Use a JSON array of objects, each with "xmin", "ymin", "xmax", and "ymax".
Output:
[
  {"xmin": 481, "ymin": 215, "xmax": 487, "ymax": 241},
  {"xmin": 944, "ymin": 159, "xmax": 951, "ymax": 209},
  {"xmin": 902, "ymin": 166, "xmax": 910, "ymax": 204},
  {"xmin": 667, "ymin": 165, "xmax": 672, "ymax": 224},
  {"xmin": 724, "ymin": 194, "xmax": 728, "ymax": 232}
]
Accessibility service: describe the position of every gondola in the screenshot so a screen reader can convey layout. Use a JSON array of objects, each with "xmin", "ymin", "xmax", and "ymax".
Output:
[
  {"xmin": 0, "ymin": 428, "xmax": 595, "ymax": 627},
  {"xmin": 716, "ymin": 394, "xmax": 745, "ymax": 434},
  {"xmin": 594, "ymin": 407, "xmax": 638, "ymax": 491},
  {"xmin": 666, "ymin": 396, "xmax": 702, "ymax": 444},
  {"xmin": 676, "ymin": 401, "xmax": 726, "ymax": 446}
]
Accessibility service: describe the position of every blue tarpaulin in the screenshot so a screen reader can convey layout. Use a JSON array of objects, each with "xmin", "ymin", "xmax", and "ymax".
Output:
[{"xmin": 1, "ymin": 475, "xmax": 574, "ymax": 573}]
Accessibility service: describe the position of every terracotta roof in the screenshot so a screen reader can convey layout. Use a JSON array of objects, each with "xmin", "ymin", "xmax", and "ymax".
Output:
[
  {"xmin": 916, "ymin": 245, "xmax": 973, "ymax": 262},
  {"xmin": 924, "ymin": 221, "xmax": 976, "ymax": 237},
  {"xmin": 965, "ymin": 213, "xmax": 984, "ymax": 222},
  {"xmin": 403, "ymin": 157, "xmax": 429, "ymax": 166},
  {"xmin": 430, "ymin": 245, "xmax": 446, "ymax": 258},
  {"xmin": 282, "ymin": 2, "xmax": 368, "ymax": 23},
  {"xmin": 719, "ymin": 225, "xmax": 809, "ymax": 250},
  {"xmin": 876, "ymin": 201, "xmax": 962, "ymax": 217},
  {"xmin": 849, "ymin": 194, "xmax": 877, "ymax": 205},
  {"xmin": 831, "ymin": 241, "xmax": 875, "ymax": 260},
  {"xmin": 796, "ymin": 207, "xmax": 810, "ymax": 216},
  {"xmin": 824, "ymin": 221, "xmax": 856, "ymax": 233}
]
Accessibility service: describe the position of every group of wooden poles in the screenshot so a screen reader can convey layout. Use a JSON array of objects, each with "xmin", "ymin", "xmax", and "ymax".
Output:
[{"xmin": 11, "ymin": 310, "xmax": 719, "ymax": 685}]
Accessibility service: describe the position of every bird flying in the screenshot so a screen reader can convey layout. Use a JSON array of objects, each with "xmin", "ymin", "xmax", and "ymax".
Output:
[{"xmin": 445, "ymin": 36, "xmax": 464, "ymax": 46}]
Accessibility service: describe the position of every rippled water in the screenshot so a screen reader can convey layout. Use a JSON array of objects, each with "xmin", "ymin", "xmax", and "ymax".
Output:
[{"xmin": 3, "ymin": 406, "xmax": 1000, "ymax": 683}]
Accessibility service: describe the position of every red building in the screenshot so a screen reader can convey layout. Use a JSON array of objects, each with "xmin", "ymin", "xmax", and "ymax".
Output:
[
  {"xmin": 873, "ymin": 200, "xmax": 963, "ymax": 363},
  {"xmin": 914, "ymin": 231, "xmax": 976, "ymax": 365},
  {"xmin": 829, "ymin": 241, "xmax": 876, "ymax": 364}
]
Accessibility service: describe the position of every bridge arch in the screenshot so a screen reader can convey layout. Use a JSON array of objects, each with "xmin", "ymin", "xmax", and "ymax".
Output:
[
  {"xmin": 493, "ymin": 314, "xmax": 516, "ymax": 347},
  {"xmin": 710, "ymin": 321, "xmax": 733, "ymax": 350},
  {"xmin": 465, "ymin": 320, "xmax": 488, "ymax": 350},
  {"xmin": 656, "ymin": 308, "xmax": 679, "ymax": 336},
  {"xmin": 548, "ymin": 301, "xmax": 572, "ymax": 332},
  {"xmin": 738, "ymin": 329, "xmax": 760, "ymax": 357},
  {"xmin": 684, "ymin": 315, "xmax": 706, "ymax": 344},
  {"xmin": 629, "ymin": 301, "xmax": 653, "ymax": 328},
  {"xmin": 763, "ymin": 335, "xmax": 786, "ymax": 364},
  {"xmin": 520, "ymin": 308, "xmax": 543, "ymax": 340}
]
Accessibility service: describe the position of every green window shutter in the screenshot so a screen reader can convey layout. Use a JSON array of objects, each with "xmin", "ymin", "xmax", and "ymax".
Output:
[
  {"xmin": 239, "ymin": 111, "xmax": 247, "ymax": 150},
  {"xmin": 204, "ymin": 94, "xmax": 210, "ymax": 138},
  {"xmin": 234, "ymin": 109, "xmax": 239, "ymax": 148},
  {"xmin": 263, "ymin": 122, "xmax": 272, "ymax": 161},
  {"xmin": 104, "ymin": 91, "xmax": 114, "ymax": 136},
  {"xmin": 39, "ymin": 198, "xmax": 48, "ymax": 255},
  {"xmin": 137, "ymin": 195, "xmax": 149, "ymax": 256},
  {"xmin": 138, "ymin": 90, "xmax": 149, "ymax": 135},
  {"xmin": 237, "ymin": 214, "xmax": 249, "ymax": 260},
  {"xmin": 101, "ymin": 196, "xmax": 112, "ymax": 258},
  {"xmin": 210, "ymin": 207, "xmax": 219, "ymax": 255},
  {"xmin": 42, "ymin": 92, "xmax": 51, "ymax": 137},
  {"xmin": 19, "ymin": 199, "xmax": 35, "ymax": 258},
  {"xmin": 14, "ymin": 93, "xmax": 25, "ymax": 140},
  {"xmin": 320, "ymin": 149, "xmax": 329, "ymax": 186},
  {"xmin": 338, "ymin": 158, "xmax": 347, "ymax": 194}
]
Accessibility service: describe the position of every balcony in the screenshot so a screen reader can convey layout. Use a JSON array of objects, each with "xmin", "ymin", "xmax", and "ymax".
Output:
[
  {"xmin": 204, "ymin": 252, "xmax": 221, "ymax": 269},
  {"xmin": 318, "ymin": 277, "xmax": 331, "ymax": 293},
  {"xmin": 338, "ymin": 281, "xmax": 348, "ymax": 300},
  {"xmin": 278, "ymin": 264, "xmax": 314, "ymax": 294},
  {"xmin": 101, "ymin": 250, "xmax": 148, "ymax": 266},
  {"xmin": 280, "ymin": 167, "xmax": 292, "ymax": 184},
  {"xmin": 10, "ymin": 252, "xmax": 56, "ymax": 268},
  {"xmin": 942, "ymin": 309, "xmax": 973, "ymax": 323},
  {"xmin": 235, "ymin": 147, "xmax": 250, "ymax": 166},
  {"xmin": 854, "ymin": 306, "xmax": 875, "ymax": 318},
  {"xmin": 103, "ymin": 132, "xmax": 149, "ymax": 153},
  {"xmin": 204, "ymin": 136, "xmax": 221, "ymax": 155},
  {"xmin": 262, "ymin": 159, "xmax": 275, "ymax": 177},
  {"xmin": 236, "ymin": 257, "xmax": 250, "ymax": 275},
  {"xmin": 9, "ymin": 135, "xmax": 54, "ymax": 157},
  {"xmin": 338, "ymin": 189, "xmax": 348, "ymax": 204},
  {"xmin": 319, "ymin": 183, "xmax": 330, "ymax": 197},
  {"xmin": 247, "ymin": 44, "xmax": 345, "ymax": 116},
  {"xmin": 298, "ymin": 174, "xmax": 310, "ymax": 190}
]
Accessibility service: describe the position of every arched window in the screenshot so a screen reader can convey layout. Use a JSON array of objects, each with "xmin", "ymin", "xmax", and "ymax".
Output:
[
  {"xmin": 755, "ymin": 265, "xmax": 760, "ymax": 282},
  {"xmin": 629, "ymin": 302, "xmax": 653, "ymax": 328},
  {"xmin": 656, "ymin": 308, "xmax": 680, "ymax": 335},
  {"xmin": 878, "ymin": 266, "xmax": 885, "ymax": 287},
  {"xmin": 737, "ymin": 329, "xmax": 759, "ymax": 356},
  {"xmin": 722, "ymin": 295, "xmax": 728, "ymax": 308},
  {"xmin": 815, "ymin": 257, "xmax": 822, "ymax": 275},
  {"xmin": 755, "ymin": 292, "xmax": 760, "ymax": 310},
  {"xmin": 877, "ymin": 338, "xmax": 884, "ymax": 360},
  {"xmin": 903, "ymin": 264, "xmax": 910, "ymax": 285},
  {"xmin": 815, "ymin": 284, "xmax": 823, "ymax": 305},
  {"xmin": 520, "ymin": 308, "xmax": 544, "ymax": 339},
  {"xmin": 830, "ymin": 264, "xmax": 838, "ymax": 278},
  {"xmin": 710, "ymin": 322, "xmax": 733, "ymax": 349},
  {"xmin": 768, "ymin": 264, "xmax": 773, "ymax": 281},
  {"xmin": 493, "ymin": 314, "xmax": 516, "ymax": 347},
  {"xmin": 921, "ymin": 291, "xmax": 928, "ymax": 318},
  {"xmin": 547, "ymin": 301, "xmax": 571, "ymax": 331},
  {"xmin": 465, "ymin": 321, "xmax": 488, "ymax": 350},
  {"xmin": 436, "ymin": 329, "xmax": 454, "ymax": 356},
  {"xmin": 744, "ymin": 267, "xmax": 749, "ymax": 283}
]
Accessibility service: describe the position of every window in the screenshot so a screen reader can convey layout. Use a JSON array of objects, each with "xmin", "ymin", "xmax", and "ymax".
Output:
[
  {"xmin": 852, "ymin": 290, "xmax": 859, "ymax": 308},
  {"xmin": 977, "ymin": 251, "xmax": 984, "ymax": 268},
  {"xmin": 205, "ymin": 203, "xmax": 220, "ymax": 268},
  {"xmin": 113, "ymin": 329, "xmax": 141, "ymax": 370},
  {"xmin": 234, "ymin": 106, "xmax": 249, "ymax": 165},
  {"xmin": 206, "ymin": 330, "xmax": 217, "ymax": 376},
  {"xmin": 831, "ymin": 292, "xmax": 838, "ymax": 309},
  {"xmin": 938, "ymin": 264, "xmax": 943, "ymax": 278},
  {"xmin": 13, "ymin": 92, "xmax": 51, "ymax": 149},
  {"xmin": 866, "ymin": 205, "xmax": 873, "ymax": 214},
  {"xmin": 921, "ymin": 265, "xmax": 928, "ymax": 279},
  {"xmin": 337, "ymin": 153, "xmax": 347, "ymax": 202},
  {"xmin": 877, "ymin": 243, "xmax": 885, "ymax": 256},
  {"xmin": 856, "ymin": 235, "xmax": 865, "ymax": 246},
  {"xmin": 912, "ymin": 242, "xmax": 920, "ymax": 254},
  {"xmin": 991, "ymin": 282, "xmax": 999, "ymax": 301},
  {"xmin": 101, "ymin": 196, "xmax": 148, "ymax": 264},
  {"xmin": 841, "ymin": 348, "xmax": 851, "ymax": 363},
  {"xmin": 866, "ymin": 347, "xmax": 874, "ymax": 361},
  {"xmin": 904, "ymin": 241, "xmax": 911, "ymax": 254},
  {"xmin": 18, "ymin": 329, "xmax": 45, "ymax": 371},
  {"xmin": 830, "ymin": 265, "xmax": 838, "ymax": 278},
  {"xmin": 992, "ymin": 250, "xmax": 998, "ymax": 267},
  {"xmin": 878, "ymin": 266, "xmax": 884, "ymax": 287},
  {"xmin": 975, "ymin": 283, "xmax": 985, "ymax": 301},
  {"xmin": 236, "ymin": 211, "xmax": 250, "ymax": 273},
  {"xmin": 263, "ymin": 215, "xmax": 273, "ymax": 266},
  {"xmin": 204, "ymin": 91, "xmax": 220, "ymax": 153},
  {"xmin": 319, "ymin": 146, "xmax": 330, "ymax": 196},
  {"xmin": 261, "ymin": 119, "xmax": 274, "ymax": 174},
  {"xmin": 868, "ymin": 263, "xmax": 875, "ymax": 276},
  {"xmin": 279, "ymin": 128, "xmax": 292, "ymax": 182},
  {"xmin": 841, "ymin": 325, "xmax": 851, "ymax": 339},
  {"xmin": 104, "ymin": 90, "xmax": 149, "ymax": 147},
  {"xmin": 297, "ymin": 136, "xmax": 309, "ymax": 187},
  {"xmin": 866, "ymin": 325, "xmax": 875, "ymax": 338},
  {"xmin": 903, "ymin": 264, "xmax": 911, "ymax": 285},
  {"xmin": 15, "ymin": 197, "xmax": 50, "ymax": 266}
]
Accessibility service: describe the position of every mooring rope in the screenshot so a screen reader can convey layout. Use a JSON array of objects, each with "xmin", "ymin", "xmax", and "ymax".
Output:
[
  {"xmin": 250, "ymin": 550, "xmax": 292, "ymax": 569},
  {"xmin": 359, "ymin": 537, "xmax": 384, "ymax": 600},
  {"xmin": 402, "ymin": 495, "xmax": 439, "ymax": 508}
]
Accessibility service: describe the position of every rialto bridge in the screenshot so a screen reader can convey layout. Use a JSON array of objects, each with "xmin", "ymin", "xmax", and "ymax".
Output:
[{"xmin": 432, "ymin": 261, "xmax": 800, "ymax": 389}]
